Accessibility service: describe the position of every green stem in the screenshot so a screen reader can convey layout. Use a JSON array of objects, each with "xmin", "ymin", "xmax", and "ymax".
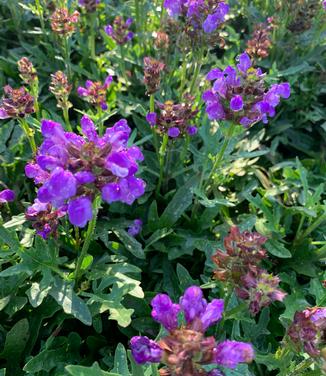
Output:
[
  {"xmin": 119, "ymin": 44, "xmax": 127, "ymax": 82},
  {"xmin": 296, "ymin": 213, "xmax": 326, "ymax": 244},
  {"xmin": 204, "ymin": 122, "xmax": 237, "ymax": 192},
  {"xmin": 97, "ymin": 107, "xmax": 104, "ymax": 136},
  {"xmin": 31, "ymin": 80, "xmax": 40, "ymax": 120},
  {"xmin": 35, "ymin": 0, "xmax": 45, "ymax": 33},
  {"xmin": 74, "ymin": 196, "xmax": 101, "ymax": 288},
  {"xmin": 19, "ymin": 117, "xmax": 37, "ymax": 154},
  {"xmin": 62, "ymin": 105, "xmax": 72, "ymax": 132},
  {"xmin": 63, "ymin": 37, "xmax": 72, "ymax": 81},
  {"xmin": 179, "ymin": 51, "xmax": 188, "ymax": 94},
  {"xmin": 156, "ymin": 134, "xmax": 169, "ymax": 195},
  {"xmin": 150, "ymin": 94, "xmax": 159, "ymax": 155},
  {"xmin": 89, "ymin": 13, "xmax": 97, "ymax": 60},
  {"xmin": 135, "ymin": 0, "xmax": 140, "ymax": 33}
]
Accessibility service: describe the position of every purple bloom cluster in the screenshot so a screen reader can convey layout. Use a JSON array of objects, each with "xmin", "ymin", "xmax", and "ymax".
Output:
[
  {"xmin": 164, "ymin": 0, "xmax": 229, "ymax": 34},
  {"xmin": 288, "ymin": 307, "xmax": 326, "ymax": 357},
  {"xmin": 0, "ymin": 85, "xmax": 34, "ymax": 119},
  {"xmin": 0, "ymin": 189, "xmax": 15, "ymax": 204},
  {"xmin": 203, "ymin": 52, "xmax": 291, "ymax": 127},
  {"xmin": 130, "ymin": 286, "xmax": 254, "ymax": 374},
  {"xmin": 127, "ymin": 219, "xmax": 143, "ymax": 236},
  {"xmin": 77, "ymin": 76, "xmax": 113, "ymax": 110},
  {"xmin": 146, "ymin": 96, "xmax": 198, "ymax": 139},
  {"xmin": 25, "ymin": 116, "xmax": 145, "ymax": 231},
  {"xmin": 104, "ymin": 16, "xmax": 134, "ymax": 45}
]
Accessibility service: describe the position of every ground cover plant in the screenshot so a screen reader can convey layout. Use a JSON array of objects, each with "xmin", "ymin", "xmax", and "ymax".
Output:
[{"xmin": 0, "ymin": 0, "xmax": 325, "ymax": 375}]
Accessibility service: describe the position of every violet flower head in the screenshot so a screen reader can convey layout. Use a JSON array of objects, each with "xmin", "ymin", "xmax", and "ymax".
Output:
[
  {"xmin": 131, "ymin": 286, "xmax": 254, "ymax": 374},
  {"xmin": 130, "ymin": 336, "xmax": 163, "ymax": 364},
  {"xmin": 18, "ymin": 57, "xmax": 38, "ymax": 86},
  {"xmin": 214, "ymin": 340, "xmax": 254, "ymax": 369},
  {"xmin": 104, "ymin": 16, "xmax": 134, "ymax": 45},
  {"xmin": 146, "ymin": 95, "xmax": 199, "ymax": 139},
  {"xmin": 0, "ymin": 189, "xmax": 15, "ymax": 204},
  {"xmin": 0, "ymin": 85, "xmax": 34, "ymax": 119},
  {"xmin": 25, "ymin": 115, "xmax": 146, "ymax": 229},
  {"xmin": 77, "ymin": 76, "xmax": 112, "ymax": 110},
  {"xmin": 288, "ymin": 307, "xmax": 326, "ymax": 357},
  {"xmin": 127, "ymin": 219, "xmax": 143, "ymax": 236},
  {"xmin": 50, "ymin": 71, "xmax": 72, "ymax": 110},
  {"xmin": 203, "ymin": 52, "xmax": 291, "ymax": 127}
]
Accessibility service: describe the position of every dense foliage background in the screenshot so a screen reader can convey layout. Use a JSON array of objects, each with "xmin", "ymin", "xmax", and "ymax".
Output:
[{"xmin": 0, "ymin": 0, "xmax": 325, "ymax": 375}]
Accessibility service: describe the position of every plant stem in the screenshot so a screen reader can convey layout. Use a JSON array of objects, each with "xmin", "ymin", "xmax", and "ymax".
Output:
[
  {"xmin": 204, "ymin": 122, "xmax": 237, "ymax": 192},
  {"xmin": 19, "ymin": 117, "xmax": 37, "ymax": 154},
  {"xmin": 89, "ymin": 12, "xmax": 97, "ymax": 60},
  {"xmin": 63, "ymin": 105, "xmax": 72, "ymax": 132},
  {"xmin": 97, "ymin": 107, "xmax": 104, "ymax": 136},
  {"xmin": 31, "ymin": 81, "xmax": 40, "ymax": 120},
  {"xmin": 63, "ymin": 37, "xmax": 72, "ymax": 81},
  {"xmin": 156, "ymin": 134, "xmax": 169, "ymax": 195},
  {"xmin": 150, "ymin": 94, "xmax": 159, "ymax": 155},
  {"xmin": 74, "ymin": 196, "xmax": 101, "ymax": 288},
  {"xmin": 135, "ymin": 0, "xmax": 140, "ymax": 33},
  {"xmin": 296, "ymin": 213, "xmax": 326, "ymax": 244},
  {"xmin": 35, "ymin": 0, "xmax": 45, "ymax": 33}
]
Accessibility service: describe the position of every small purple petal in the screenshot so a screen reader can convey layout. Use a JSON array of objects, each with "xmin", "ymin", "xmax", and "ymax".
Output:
[
  {"xmin": 237, "ymin": 53, "xmax": 252, "ymax": 74},
  {"xmin": 180, "ymin": 286, "xmax": 207, "ymax": 324},
  {"xmin": 230, "ymin": 95, "xmax": 244, "ymax": 112},
  {"xmin": 200, "ymin": 299, "xmax": 224, "ymax": 330},
  {"xmin": 214, "ymin": 340, "xmax": 254, "ymax": 368},
  {"xmin": 130, "ymin": 336, "xmax": 162, "ymax": 364},
  {"xmin": 68, "ymin": 197, "xmax": 93, "ymax": 228},
  {"xmin": 167, "ymin": 127, "xmax": 180, "ymax": 138},
  {"xmin": 151, "ymin": 294, "xmax": 180, "ymax": 331},
  {"xmin": 187, "ymin": 126, "xmax": 197, "ymax": 136},
  {"xmin": 146, "ymin": 112, "xmax": 157, "ymax": 126},
  {"xmin": 0, "ymin": 189, "xmax": 15, "ymax": 203}
]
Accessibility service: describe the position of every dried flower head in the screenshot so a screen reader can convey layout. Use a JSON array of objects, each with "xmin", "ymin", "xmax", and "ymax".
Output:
[
  {"xmin": 104, "ymin": 16, "xmax": 134, "ymax": 45},
  {"xmin": 246, "ymin": 22, "xmax": 273, "ymax": 59},
  {"xmin": 146, "ymin": 94, "xmax": 198, "ymax": 138},
  {"xmin": 49, "ymin": 71, "xmax": 72, "ymax": 110},
  {"xmin": 130, "ymin": 286, "xmax": 254, "ymax": 375},
  {"xmin": 77, "ymin": 76, "xmax": 113, "ymax": 110},
  {"xmin": 50, "ymin": 8, "xmax": 80, "ymax": 36},
  {"xmin": 203, "ymin": 52, "xmax": 290, "ymax": 127},
  {"xmin": 154, "ymin": 31, "xmax": 170, "ymax": 50},
  {"xmin": 288, "ymin": 307, "xmax": 326, "ymax": 357},
  {"xmin": 18, "ymin": 57, "xmax": 38, "ymax": 85},
  {"xmin": 0, "ymin": 85, "xmax": 34, "ymax": 119},
  {"xmin": 143, "ymin": 57, "xmax": 165, "ymax": 95}
]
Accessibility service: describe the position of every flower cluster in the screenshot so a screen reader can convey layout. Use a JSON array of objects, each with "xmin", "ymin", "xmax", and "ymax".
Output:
[
  {"xmin": 78, "ymin": 0, "xmax": 100, "ymax": 12},
  {"xmin": 212, "ymin": 226, "xmax": 286, "ymax": 315},
  {"xmin": 202, "ymin": 52, "xmax": 291, "ymax": 127},
  {"xmin": 50, "ymin": 8, "xmax": 80, "ymax": 36},
  {"xmin": 18, "ymin": 57, "xmax": 38, "ymax": 85},
  {"xmin": 0, "ymin": 189, "xmax": 15, "ymax": 204},
  {"xmin": 77, "ymin": 76, "xmax": 113, "ymax": 110},
  {"xmin": 288, "ymin": 307, "xmax": 326, "ymax": 357},
  {"xmin": 164, "ymin": 0, "xmax": 229, "ymax": 34},
  {"xmin": 154, "ymin": 31, "xmax": 170, "ymax": 51},
  {"xmin": 0, "ymin": 85, "xmax": 34, "ymax": 119},
  {"xmin": 246, "ymin": 21, "xmax": 273, "ymax": 59},
  {"xmin": 104, "ymin": 16, "xmax": 134, "ymax": 45},
  {"xmin": 49, "ymin": 71, "xmax": 72, "ymax": 110},
  {"xmin": 127, "ymin": 219, "xmax": 143, "ymax": 236},
  {"xmin": 146, "ymin": 95, "xmax": 198, "ymax": 138},
  {"xmin": 25, "ymin": 116, "xmax": 146, "ymax": 231},
  {"xmin": 143, "ymin": 57, "xmax": 165, "ymax": 95},
  {"xmin": 25, "ymin": 200, "xmax": 66, "ymax": 239},
  {"xmin": 130, "ymin": 286, "xmax": 254, "ymax": 375}
]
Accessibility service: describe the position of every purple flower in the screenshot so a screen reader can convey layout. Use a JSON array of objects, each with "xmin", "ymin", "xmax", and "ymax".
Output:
[
  {"xmin": 203, "ymin": 3, "xmax": 229, "ymax": 33},
  {"xmin": 77, "ymin": 76, "xmax": 112, "ymax": 109},
  {"xmin": 214, "ymin": 340, "xmax": 254, "ymax": 368},
  {"xmin": 180, "ymin": 286, "xmax": 207, "ymax": 324},
  {"xmin": 101, "ymin": 176, "xmax": 145, "ymax": 205},
  {"xmin": 203, "ymin": 53, "xmax": 291, "ymax": 127},
  {"xmin": 68, "ymin": 197, "xmax": 93, "ymax": 228},
  {"xmin": 200, "ymin": 299, "xmax": 224, "ymax": 330},
  {"xmin": 37, "ymin": 167, "xmax": 77, "ymax": 207},
  {"xmin": 151, "ymin": 294, "xmax": 180, "ymax": 331},
  {"xmin": 163, "ymin": 0, "xmax": 183, "ymax": 17},
  {"xmin": 0, "ymin": 189, "xmax": 15, "ymax": 203},
  {"xmin": 104, "ymin": 16, "xmax": 134, "ymax": 45},
  {"xmin": 167, "ymin": 127, "xmax": 180, "ymax": 138},
  {"xmin": 127, "ymin": 219, "xmax": 143, "ymax": 236},
  {"xmin": 230, "ymin": 95, "xmax": 244, "ymax": 112},
  {"xmin": 130, "ymin": 336, "xmax": 163, "ymax": 364},
  {"xmin": 187, "ymin": 126, "xmax": 197, "ymax": 135},
  {"xmin": 146, "ymin": 112, "xmax": 157, "ymax": 127}
]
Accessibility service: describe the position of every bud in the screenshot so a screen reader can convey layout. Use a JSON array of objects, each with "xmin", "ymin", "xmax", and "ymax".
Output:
[
  {"xmin": 154, "ymin": 31, "xmax": 170, "ymax": 50},
  {"xmin": 18, "ymin": 57, "xmax": 38, "ymax": 85},
  {"xmin": 0, "ymin": 85, "xmax": 34, "ymax": 119},
  {"xmin": 246, "ymin": 22, "xmax": 273, "ymax": 59},
  {"xmin": 77, "ymin": 76, "xmax": 112, "ymax": 110},
  {"xmin": 49, "ymin": 71, "xmax": 72, "ymax": 109},
  {"xmin": 50, "ymin": 8, "xmax": 80, "ymax": 36}
]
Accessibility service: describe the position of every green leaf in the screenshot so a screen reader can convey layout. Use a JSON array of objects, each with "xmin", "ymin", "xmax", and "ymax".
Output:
[
  {"xmin": 26, "ymin": 282, "xmax": 52, "ymax": 308},
  {"xmin": 113, "ymin": 228, "xmax": 145, "ymax": 259},
  {"xmin": 158, "ymin": 176, "xmax": 198, "ymax": 228},
  {"xmin": 65, "ymin": 362, "xmax": 117, "ymax": 376},
  {"xmin": 265, "ymin": 239, "xmax": 292, "ymax": 258},
  {"xmin": 49, "ymin": 278, "xmax": 92, "ymax": 326},
  {"xmin": 111, "ymin": 343, "xmax": 131, "ymax": 376},
  {"xmin": 23, "ymin": 349, "xmax": 67, "ymax": 373},
  {"xmin": 176, "ymin": 263, "xmax": 197, "ymax": 290},
  {"xmin": 0, "ymin": 226, "xmax": 21, "ymax": 252}
]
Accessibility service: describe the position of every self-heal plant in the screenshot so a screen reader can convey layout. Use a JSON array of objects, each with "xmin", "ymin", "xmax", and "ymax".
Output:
[
  {"xmin": 130, "ymin": 286, "xmax": 254, "ymax": 375},
  {"xmin": 203, "ymin": 52, "xmax": 291, "ymax": 128},
  {"xmin": 104, "ymin": 16, "xmax": 134, "ymax": 45},
  {"xmin": 77, "ymin": 76, "xmax": 113, "ymax": 112},
  {"xmin": 212, "ymin": 226, "xmax": 286, "ymax": 315},
  {"xmin": 25, "ymin": 115, "xmax": 145, "ymax": 230}
]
